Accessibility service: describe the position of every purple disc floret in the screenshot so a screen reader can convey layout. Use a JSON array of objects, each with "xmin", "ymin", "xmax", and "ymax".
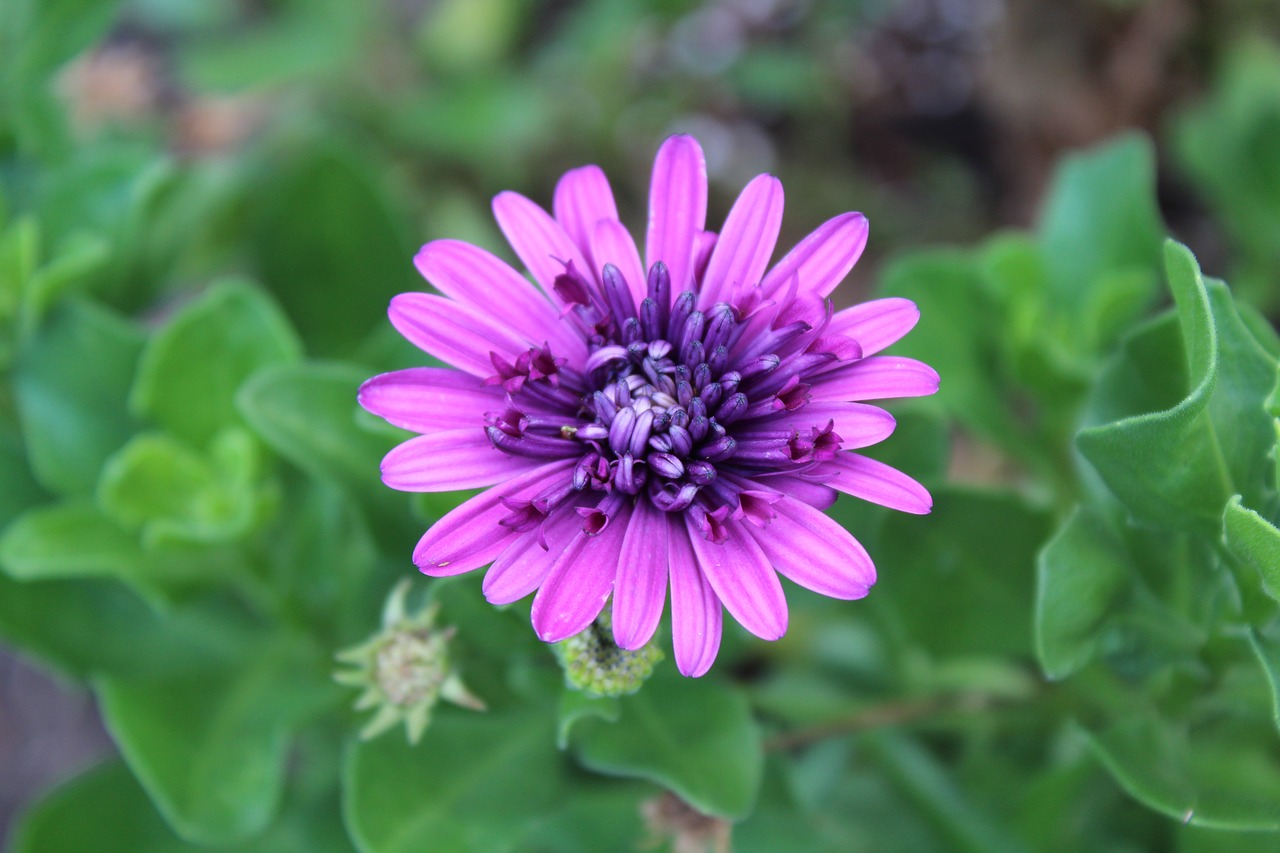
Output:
[{"xmin": 360, "ymin": 135, "xmax": 939, "ymax": 677}]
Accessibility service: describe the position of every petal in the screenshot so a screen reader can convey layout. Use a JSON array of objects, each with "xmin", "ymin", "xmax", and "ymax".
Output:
[
  {"xmin": 493, "ymin": 191, "xmax": 592, "ymax": 293},
  {"xmin": 359, "ymin": 367, "xmax": 505, "ymax": 433},
  {"xmin": 808, "ymin": 356, "xmax": 940, "ymax": 402},
  {"xmin": 389, "ymin": 293, "xmax": 529, "ymax": 378},
  {"xmin": 414, "ymin": 458, "xmax": 578, "ymax": 574},
  {"xmin": 750, "ymin": 497, "xmax": 875, "ymax": 599},
  {"xmin": 531, "ymin": 503, "xmax": 633, "ymax": 642},
  {"xmin": 645, "ymin": 135, "xmax": 708, "ymax": 294},
  {"xmin": 736, "ymin": 402, "xmax": 897, "ymax": 449},
  {"xmin": 483, "ymin": 507, "xmax": 583, "ymax": 605},
  {"xmin": 748, "ymin": 473, "xmax": 838, "ymax": 510},
  {"xmin": 828, "ymin": 297, "xmax": 920, "ymax": 357},
  {"xmin": 699, "ymin": 174, "xmax": 784, "ymax": 308},
  {"xmin": 668, "ymin": 521, "xmax": 722, "ymax": 677},
  {"xmin": 413, "ymin": 240, "xmax": 585, "ymax": 361},
  {"xmin": 554, "ymin": 165, "xmax": 619, "ymax": 270},
  {"xmin": 591, "ymin": 219, "xmax": 648, "ymax": 305},
  {"xmin": 828, "ymin": 453, "xmax": 932, "ymax": 514},
  {"xmin": 686, "ymin": 514, "xmax": 788, "ymax": 641},
  {"xmin": 760, "ymin": 212, "xmax": 868, "ymax": 300},
  {"xmin": 611, "ymin": 499, "xmax": 669, "ymax": 650},
  {"xmin": 381, "ymin": 429, "xmax": 543, "ymax": 491}
]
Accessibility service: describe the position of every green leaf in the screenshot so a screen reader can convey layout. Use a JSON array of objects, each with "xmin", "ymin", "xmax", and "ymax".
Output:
[
  {"xmin": 869, "ymin": 486, "xmax": 1052, "ymax": 660},
  {"xmin": 557, "ymin": 690, "xmax": 619, "ymax": 749},
  {"xmin": 1035, "ymin": 508, "xmax": 1132, "ymax": 679},
  {"xmin": 97, "ymin": 429, "xmax": 274, "ymax": 547},
  {"xmin": 865, "ymin": 732, "xmax": 1033, "ymax": 853},
  {"xmin": 248, "ymin": 143, "xmax": 418, "ymax": 354},
  {"xmin": 1077, "ymin": 241, "xmax": 1279, "ymax": 533},
  {"xmin": 96, "ymin": 634, "xmax": 327, "ymax": 845},
  {"xmin": 0, "ymin": 501, "xmax": 144, "ymax": 582},
  {"xmin": 1085, "ymin": 713, "xmax": 1280, "ymax": 831},
  {"xmin": 343, "ymin": 708, "xmax": 567, "ymax": 853},
  {"xmin": 1249, "ymin": 625, "xmax": 1280, "ymax": 734},
  {"xmin": 1037, "ymin": 133, "xmax": 1163, "ymax": 310},
  {"xmin": 1224, "ymin": 495, "xmax": 1280, "ymax": 604},
  {"xmin": 567, "ymin": 668, "xmax": 763, "ymax": 820},
  {"xmin": 131, "ymin": 280, "xmax": 302, "ymax": 448},
  {"xmin": 10, "ymin": 758, "xmax": 356, "ymax": 853},
  {"xmin": 0, "ymin": 572, "xmax": 267, "ymax": 680},
  {"xmin": 13, "ymin": 300, "xmax": 143, "ymax": 496}
]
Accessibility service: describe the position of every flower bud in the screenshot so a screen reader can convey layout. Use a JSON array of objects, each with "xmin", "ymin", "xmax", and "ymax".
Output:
[{"xmin": 553, "ymin": 609, "xmax": 663, "ymax": 698}]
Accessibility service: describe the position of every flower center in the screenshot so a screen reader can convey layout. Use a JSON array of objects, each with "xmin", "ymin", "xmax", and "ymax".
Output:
[{"xmin": 484, "ymin": 258, "xmax": 844, "ymax": 526}]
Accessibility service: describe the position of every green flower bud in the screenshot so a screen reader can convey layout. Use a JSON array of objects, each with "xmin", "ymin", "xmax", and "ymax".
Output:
[
  {"xmin": 335, "ymin": 580, "xmax": 484, "ymax": 744},
  {"xmin": 554, "ymin": 609, "xmax": 663, "ymax": 698}
]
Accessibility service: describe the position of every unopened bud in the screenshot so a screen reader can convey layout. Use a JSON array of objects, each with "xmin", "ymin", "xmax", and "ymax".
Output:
[
  {"xmin": 554, "ymin": 609, "xmax": 662, "ymax": 698},
  {"xmin": 335, "ymin": 580, "xmax": 484, "ymax": 744}
]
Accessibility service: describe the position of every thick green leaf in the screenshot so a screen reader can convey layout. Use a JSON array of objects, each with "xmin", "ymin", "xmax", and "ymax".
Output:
[
  {"xmin": 343, "ymin": 708, "xmax": 567, "ymax": 853},
  {"xmin": 96, "ymin": 634, "xmax": 328, "ymax": 845},
  {"xmin": 1250, "ymin": 626, "xmax": 1280, "ymax": 733},
  {"xmin": 248, "ymin": 143, "xmax": 417, "ymax": 354},
  {"xmin": 131, "ymin": 280, "xmax": 302, "ymax": 447},
  {"xmin": 557, "ymin": 689, "xmax": 619, "ymax": 749},
  {"xmin": 0, "ymin": 501, "xmax": 144, "ymax": 582},
  {"xmin": 0, "ymin": 576, "xmax": 252, "ymax": 679},
  {"xmin": 0, "ymin": 416, "xmax": 48, "ymax": 527},
  {"xmin": 10, "ymin": 758, "xmax": 356, "ymax": 853},
  {"xmin": 1077, "ymin": 242, "xmax": 1278, "ymax": 533},
  {"xmin": 237, "ymin": 362, "xmax": 389, "ymax": 497},
  {"xmin": 13, "ymin": 299, "xmax": 143, "ymax": 496},
  {"xmin": 1035, "ymin": 508, "xmax": 1132, "ymax": 679},
  {"xmin": 1086, "ymin": 713, "xmax": 1280, "ymax": 831},
  {"xmin": 1037, "ymin": 133, "xmax": 1163, "ymax": 309},
  {"xmin": 568, "ymin": 668, "xmax": 763, "ymax": 819},
  {"xmin": 870, "ymin": 486, "xmax": 1052, "ymax": 661}
]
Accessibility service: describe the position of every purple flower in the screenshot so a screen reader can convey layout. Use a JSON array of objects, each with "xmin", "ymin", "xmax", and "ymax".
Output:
[{"xmin": 359, "ymin": 135, "xmax": 939, "ymax": 676}]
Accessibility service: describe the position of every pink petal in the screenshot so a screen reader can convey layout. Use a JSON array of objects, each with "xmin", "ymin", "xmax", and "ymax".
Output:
[
  {"xmin": 668, "ymin": 522, "xmax": 722, "ymax": 677},
  {"xmin": 413, "ymin": 240, "xmax": 585, "ymax": 361},
  {"xmin": 686, "ymin": 515, "xmax": 788, "ymax": 641},
  {"xmin": 591, "ymin": 219, "xmax": 648, "ymax": 305},
  {"xmin": 358, "ymin": 368, "xmax": 505, "ymax": 433},
  {"xmin": 829, "ymin": 453, "xmax": 932, "ymax": 514},
  {"xmin": 736, "ymin": 402, "xmax": 897, "ymax": 450},
  {"xmin": 493, "ymin": 191, "xmax": 591, "ymax": 293},
  {"xmin": 483, "ymin": 507, "xmax": 583, "ymax": 605},
  {"xmin": 828, "ymin": 298, "xmax": 920, "ymax": 357},
  {"xmin": 380, "ymin": 429, "xmax": 542, "ymax": 491},
  {"xmin": 611, "ymin": 499, "xmax": 669, "ymax": 650},
  {"xmin": 645, "ymin": 135, "xmax": 707, "ymax": 294},
  {"xmin": 750, "ymin": 497, "xmax": 875, "ymax": 599},
  {"xmin": 388, "ymin": 293, "xmax": 529, "ymax": 378},
  {"xmin": 554, "ymin": 165, "xmax": 619, "ymax": 272},
  {"xmin": 760, "ymin": 212, "xmax": 868, "ymax": 300},
  {"xmin": 531, "ymin": 503, "xmax": 633, "ymax": 643},
  {"xmin": 699, "ymin": 174, "xmax": 784, "ymax": 308},
  {"xmin": 414, "ymin": 458, "xmax": 578, "ymax": 574},
  {"xmin": 809, "ymin": 357, "xmax": 940, "ymax": 402}
]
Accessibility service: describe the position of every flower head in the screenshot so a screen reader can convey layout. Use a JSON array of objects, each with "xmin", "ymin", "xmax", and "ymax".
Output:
[{"xmin": 360, "ymin": 135, "xmax": 938, "ymax": 677}]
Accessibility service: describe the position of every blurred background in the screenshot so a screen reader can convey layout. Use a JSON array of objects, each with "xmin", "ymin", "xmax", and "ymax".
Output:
[{"xmin": 3, "ymin": 0, "xmax": 1280, "ymax": 843}]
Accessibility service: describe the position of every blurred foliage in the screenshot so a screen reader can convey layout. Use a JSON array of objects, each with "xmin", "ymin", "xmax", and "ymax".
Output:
[{"xmin": 1, "ymin": 0, "xmax": 1280, "ymax": 851}]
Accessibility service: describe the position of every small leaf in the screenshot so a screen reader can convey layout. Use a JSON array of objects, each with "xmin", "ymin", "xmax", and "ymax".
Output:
[
  {"xmin": 1035, "ymin": 508, "xmax": 1132, "ymax": 679},
  {"xmin": 0, "ymin": 501, "xmax": 144, "ymax": 582},
  {"xmin": 343, "ymin": 708, "xmax": 567, "ymax": 853},
  {"xmin": 1224, "ymin": 495, "xmax": 1280, "ymax": 604},
  {"xmin": 13, "ymin": 300, "xmax": 143, "ymax": 496},
  {"xmin": 568, "ymin": 668, "xmax": 763, "ymax": 820},
  {"xmin": 557, "ymin": 690, "xmax": 619, "ymax": 749},
  {"xmin": 131, "ymin": 280, "xmax": 302, "ymax": 447},
  {"xmin": 97, "ymin": 430, "xmax": 273, "ymax": 547}
]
